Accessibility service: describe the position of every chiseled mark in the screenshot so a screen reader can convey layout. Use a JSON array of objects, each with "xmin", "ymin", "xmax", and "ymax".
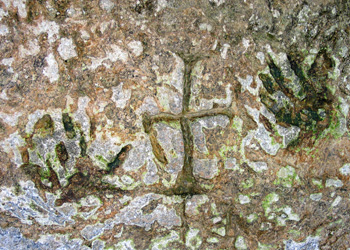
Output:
[
  {"xmin": 113, "ymin": 193, "xmax": 182, "ymax": 230},
  {"xmin": 111, "ymin": 82, "xmax": 131, "ymax": 109},
  {"xmin": 88, "ymin": 44, "xmax": 128, "ymax": 70},
  {"xmin": 43, "ymin": 53, "xmax": 59, "ymax": 83},
  {"xmin": 57, "ymin": 38, "xmax": 78, "ymax": 61}
]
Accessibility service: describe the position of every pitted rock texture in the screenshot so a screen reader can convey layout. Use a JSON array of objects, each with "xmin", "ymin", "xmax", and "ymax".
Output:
[{"xmin": 1, "ymin": 0, "xmax": 350, "ymax": 249}]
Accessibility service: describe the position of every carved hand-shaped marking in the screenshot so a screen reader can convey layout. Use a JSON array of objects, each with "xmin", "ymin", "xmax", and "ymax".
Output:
[
  {"xmin": 259, "ymin": 49, "xmax": 335, "ymax": 135},
  {"xmin": 21, "ymin": 113, "xmax": 132, "ymax": 206}
]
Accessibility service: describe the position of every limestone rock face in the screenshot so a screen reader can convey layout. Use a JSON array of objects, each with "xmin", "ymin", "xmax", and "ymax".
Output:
[{"xmin": 0, "ymin": 0, "xmax": 350, "ymax": 249}]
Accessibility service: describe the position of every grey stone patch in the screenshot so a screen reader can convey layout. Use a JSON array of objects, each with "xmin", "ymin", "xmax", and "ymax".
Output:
[
  {"xmin": 0, "ymin": 227, "xmax": 45, "ymax": 250},
  {"xmin": 32, "ymin": 20, "xmax": 60, "ymax": 44},
  {"xmin": 238, "ymin": 194, "xmax": 251, "ymax": 204},
  {"xmin": 143, "ymin": 159, "xmax": 159, "ymax": 185},
  {"xmin": 192, "ymin": 115, "xmax": 230, "ymax": 154},
  {"xmin": 113, "ymin": 193, "xmax": 182, "ymax": 230},
  {"xmin": 0, "ymin": 57, "xmax": 14, "ymax": 73},
  {"xmin": 88, "ymin": 45, "xmax": 128, "ymax": 70},
  {"xmin": 149, "ymin": 231, "xmax": 180, "ymax": 249},
  {"xmin": 224, "ymin": 157, "xmax": 239, "ymax": 170},
  {"xmin": 157, "ymin": 86, "xmax": 182, "ymax": 114},
  {"xmin": 0, "ymin": 131, "xmax": 25, "ymax": 166},
  {"xmin": 255, "ymin": 125, "xmax": 280, "ymax": 155},
  {"xmin": 127, "ymin": 40, "xmax": 143, "ymax": 57},
  {"xmin": 249, "ymin": 161, "xmax": 268, "ymax": 173},
  {"xmin": 325, "ymin": 178, "xmax": 343, "ymax": 188},
  {"xmin": 193, "ymin": 158, "xmax": 219, "ymax": 180},
  {"xmin": 331, "ymin": 196, "xmax": 342, "ymax": 207},
  {"xmin": 0, "ymin": 181, "xmax": 75, "ymax": 226},
  {"xmin": 340, "ymin": 163, "xmax": 350, "ymax": 175},
  {"xmin": 78, "ymin": 196, "xmax": 102, "ymax": 220},
  {"xmin": 244, "ymin": 105, "xmax": 280, "ymax": 155},
  {"xmin": 81, "ymin": 223, "xmax": 105, "ymax": 241},
  {"xmin": 111, "ymin": 82, "xmax": 131, "ymax": 109},
  {"xmin": 0, "ymin": 24, "xmax": 9, "ymax": 36},
  {"xmin": 154, "ymin": 123, "xmax": 184, "ymax": 174},
  {"xmin": 161, "ymin": 53, "xmax": 184, "ymax": 94},
  {"xmin": 185, "ymin": 228, "xmax": 202, "ymax": 250},
  {"xmin": 19, "ymin": 39, "xmax": 40, "ymax": 58},
  {"xmin": 235, "ymin": 235, "xmax": 248, "ymax": 250},
  {"xmin": 237, "ymin": 75, "xmax": 259, "ymax": 96},
  {"xmin": 285, "ymin": 236, "xmax": 320, "ymax": 250},
  {"xmin": 88, "ymin": 136, "xmax": 124, "ymax": 169},
  {"xmin": 276, "ymin": 125, "xmax": 300, "ymax": 148},
  {"xmin": 43, "ymin": 53, "xmax": 59, "ymax": 83},
  {"xmin": 136, "ymin": 96, "xmax": 160, "ymax": 116},
  {"xmin": 0, "ymin": 227, "xmax": 86, "ymax": 250},
  {"xmin": 310, "ymin": 193, "xmax": 322, "ymax": 201},
  {"xmin": 123, "ymin": 138, "xmax": 153, "ymax": 172},
  {"xmin": 99, "ymin": 0, "xmax": 115, "ymax": 12},
  {"xmin": 185, "ymin": 195, "xmax": 209, "ymax": 216},
  {"xmin": 115, "ymin": 239, "xmax": 136, "ymax": 250},
  {"xmin": 0, "ymin": 112, "xmax": 22, "ymax": 126},
  {"xmin": 92, "ymin": 239, "xmax": 105, "ymax": 250},
  {"xmin": 57, "ymin": 38, "xmax": 77, "ymax": 61}
]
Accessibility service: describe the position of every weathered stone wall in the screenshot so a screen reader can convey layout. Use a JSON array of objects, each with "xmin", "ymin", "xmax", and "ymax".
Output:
[{"xmin": 0, "ymin": 0, "xmax": 350, "ymax": 249}]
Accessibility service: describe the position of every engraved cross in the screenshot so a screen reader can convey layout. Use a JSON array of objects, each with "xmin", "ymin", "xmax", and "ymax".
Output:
[{"xmin": 143, "ymin": 53, "xmax": 235, "ymax": 195}]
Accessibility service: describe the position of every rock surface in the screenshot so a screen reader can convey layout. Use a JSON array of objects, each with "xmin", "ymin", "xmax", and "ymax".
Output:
[{"xmin": 0, "ymin": 0, "xmax": 350, "ymax": 249}]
